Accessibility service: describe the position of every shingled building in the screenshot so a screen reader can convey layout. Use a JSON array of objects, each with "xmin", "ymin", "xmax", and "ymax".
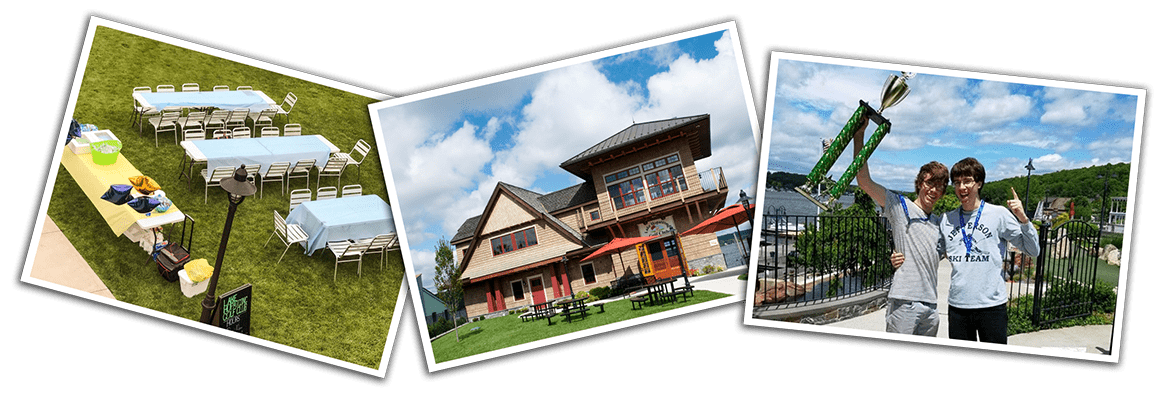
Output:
[{"xmin": 451, "ymin": 114, "xmax": 731, "ymax": 318}]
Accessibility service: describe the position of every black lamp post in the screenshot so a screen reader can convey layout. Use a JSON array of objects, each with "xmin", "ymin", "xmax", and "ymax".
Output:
[
  {"xmin": 736, "ymin": 189, "xmax": 754, "ymax": 265},
  {"xmin": 200, "ymin": 165, "xmax": 257, "ymax": 325},
  {"xmin": 1024, "ymin": 158, "xmax": 1035, "ymax": 219}
]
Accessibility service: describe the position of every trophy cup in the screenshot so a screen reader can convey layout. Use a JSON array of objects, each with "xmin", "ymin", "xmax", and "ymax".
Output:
[{"xmin": 795, "ymin": 71, "xmax": 914, "ymax": 210}]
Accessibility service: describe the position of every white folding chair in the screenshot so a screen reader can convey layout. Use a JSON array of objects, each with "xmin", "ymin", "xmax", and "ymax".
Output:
[
  {"xmin": 180, "ymin": 110, "xmax": 206, "ymax": 133},
  {"xmin": 204, "ymin": 109, "xmax": 230, "ymax": 134},
  {"xmin": 201, "ymin": 166, "xmax": 236, "ymax": 204},
  {"xmin": 148, "ymin": 110, "xmax": 181, "ymax": 147},
  {"xmin": 335, "ymin": 139, "xmax": 371, "ymax": 181},
  {"xmin": 250, "ymin": 108, "xmax": 277, "ymax": 129},
  {"xmin": 316, "ymin": 158, "xmax": 346, "ymax": 190},
  {"xmin": 231, "ymin": 127, "xmax": 251, "ymax": 139},
  {"xmin": 156, "ymin": 84, "xmax": 175, "ymax": 93},
  {"xmin": 225, "ymin": 108, "xmax": 249, "ymax": 130},
  {"xmin": 316, "ymin": 186, "xmax": 338, "ymax": 200},
  {"xmin": 328, "ymin": 239, "xmax": 372, "ymax": 281},
  {"xmin": 236, "ymin": 85, "xmax": 253, "ymax": 91},
  {"xmin": 259, "ymin": 127, "xmax": 281, "ymax": 138},
  {"xmin": 289, "ymin": 189, "xmax": 312, "ymax": 213},
  {"xmin": 243, "ymin": 164, "xmax": 261, "ymax": 185},
  {"xmin": 365, "ymin": 233, "xmax": 397, "ymax": 271},
  {"xmin": 340, "ymin": 184, "xmax": 362, "ymax": 198},
  {"xmin": 211, "ymin": 129, "xmax": 233, "ymax": 140},
  {"xmin": 261, "ymin": 162, "xmax": 290, "ymax": 198},
  {"xmin": 264, "ymin": 211, "xmax": 308, "ymax": 264},
  {"xmin": 181, "ymin": 83, "xmax": 200, "ymax": 92},
  {"xmin": 212, "ymin": 85, "xmax": 230, "ymax": 91},
  {"xmin": 182, "ymin": 128, "xmax": 205, "ymax": 142},
  {"xmin": 274, "ymin": 92, "xmax": 297, "ymax": 124},
  {"xmin": 283, "ymin": 123, "xmax": 302, "ymax": 136},
  {"xmin": 287, "ymin": 159, "xmax": 316, "ymax": 191}
]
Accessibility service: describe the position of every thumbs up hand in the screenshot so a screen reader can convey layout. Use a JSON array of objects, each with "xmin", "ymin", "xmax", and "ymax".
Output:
[{"xmin": 1008, "ymin": 187, "xmax": 1028, "ymax": 223}]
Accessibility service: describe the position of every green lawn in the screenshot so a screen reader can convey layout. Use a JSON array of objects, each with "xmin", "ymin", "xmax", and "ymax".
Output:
[
  {"xmin": 46, "ymin": 26, "xmax": 401, "ymax": 369},
  {"xmin": 431, "ymin": 290, "xmax": 732, "ymax": 363}
]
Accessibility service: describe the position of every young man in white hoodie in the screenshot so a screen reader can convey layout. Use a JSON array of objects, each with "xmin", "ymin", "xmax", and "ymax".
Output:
[{"xmin": 940, "ymin": 157, "xmax": 1039, "ymax": 343}]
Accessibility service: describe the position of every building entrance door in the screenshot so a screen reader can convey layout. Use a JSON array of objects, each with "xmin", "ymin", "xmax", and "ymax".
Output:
[
  {"xmin": 528, "ymin": 276, "xmax": 546, "ymax": 304},
  {"xmin": 645, "ymin": 238, "xmax": 683, "ymax": 279}
]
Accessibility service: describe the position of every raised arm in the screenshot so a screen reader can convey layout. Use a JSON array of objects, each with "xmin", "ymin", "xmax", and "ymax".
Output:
[{"xmin": 851, "ymin": 119, "xmax": 885, "ymax": 207}]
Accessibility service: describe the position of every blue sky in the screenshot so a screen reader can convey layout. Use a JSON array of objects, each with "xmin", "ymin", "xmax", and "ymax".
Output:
[
  {"xmin": 376, "ymin": 29, "xmax": 758, "ymax": 292},
  {"xmin": 767, "ymin": 58, "xmax": 1141, "ymax": 193}
]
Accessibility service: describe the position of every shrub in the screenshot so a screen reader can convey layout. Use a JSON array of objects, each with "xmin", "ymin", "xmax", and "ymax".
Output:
[
  {"xmin": 574, "ymin": 291, "xmax": 594, "ymax": 302},
  {"xmin": 1101, "ymin": 233, "xmax": 1124, "ymax": 251},
  {"xmin": 428, "ymin": 318, "xmax": 454, "ymax": 338},
  {"xmin": 588, "ymin": 286, "xmax": 612, "ymax": 299}
]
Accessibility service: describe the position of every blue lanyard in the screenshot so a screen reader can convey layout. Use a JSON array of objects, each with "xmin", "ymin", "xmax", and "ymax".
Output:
[
  {"xmin": 958, "ymin": 200, "xmax": 985, "ymax": 255},
  {"xmin": 899, "ymin": 195, "xmax": 930, "ymax": 224}
]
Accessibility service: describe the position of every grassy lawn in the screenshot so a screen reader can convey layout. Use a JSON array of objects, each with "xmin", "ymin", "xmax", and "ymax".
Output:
[
  {"xmin": 431, "ymin": 290, "xmax": 731, "ymax": 363},
  {"xmin": 46, "ymin": 26, "xmax": 401, "ymax": 369}
]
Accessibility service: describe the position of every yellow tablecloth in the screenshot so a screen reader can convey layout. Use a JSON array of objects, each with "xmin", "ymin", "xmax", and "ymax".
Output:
[{"xmin": 59, "ymin": 147, "xmax": 183, "ymax": 236}]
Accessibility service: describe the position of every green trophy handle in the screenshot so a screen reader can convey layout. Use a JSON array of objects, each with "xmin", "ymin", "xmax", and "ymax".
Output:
[
  {"xmin": 829, "ymin": 121, "xmax": 889, "ymax": 198},
  {"xmin": 804, "ymin": 103, "xmax": 867, "ymax": 185}
]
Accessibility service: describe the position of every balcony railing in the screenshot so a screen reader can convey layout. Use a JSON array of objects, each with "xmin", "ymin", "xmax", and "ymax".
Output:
[{"xmin": 698, "ymin": 167, "xmax": 727, "ymax": 192}]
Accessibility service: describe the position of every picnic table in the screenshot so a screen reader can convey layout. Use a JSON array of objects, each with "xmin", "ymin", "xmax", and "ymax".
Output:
[
  {"xmin": 134, "ymin": 90, "xmax": 277, "ymax": 113},
  {"xmin": 520, "ymin": 300, "xmax": 558, "ymax": 325},
  {"xmin": 285, "ymin": 195, "xmax": 395, "ymax": 255},
  {"xmin": 558, "ymin": 297, "xmax": 590, "ymax": 323},
  {"xmin": 629, "ymin": 277, "xmax": 680, "ymax": 308}
]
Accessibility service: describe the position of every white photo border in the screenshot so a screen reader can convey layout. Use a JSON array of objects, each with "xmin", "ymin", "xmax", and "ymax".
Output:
[
  {"xmin": 10, "ymin": 9, "xmax": 407, "ymax": 381},
  {"xmin": 743, "ymin": 51, "xmax": 1145, "ymax": 364},
  {"xmin": 369, "ymin": 21, "xmax": 762, "ymax": 372}
]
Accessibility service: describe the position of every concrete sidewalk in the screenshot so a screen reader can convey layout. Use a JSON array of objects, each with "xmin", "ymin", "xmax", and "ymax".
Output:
[
  {"xmin": 29, "ymin": 216, "xmax": 115, "ymax": 299},
  {"xmin": 827, "ymin": 259, "xmax": 1113, "ymax": 355}
]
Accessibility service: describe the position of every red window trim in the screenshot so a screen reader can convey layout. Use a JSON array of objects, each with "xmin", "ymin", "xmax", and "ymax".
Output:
[{"xmin": 490, "ymin": 227, "xmax": 538, "ymax": 257}]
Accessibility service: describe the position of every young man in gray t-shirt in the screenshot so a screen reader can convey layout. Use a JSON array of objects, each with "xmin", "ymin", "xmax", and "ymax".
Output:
[{"xmin": 852, "ymin": 124, "xmax": 947, "ymax": 336}]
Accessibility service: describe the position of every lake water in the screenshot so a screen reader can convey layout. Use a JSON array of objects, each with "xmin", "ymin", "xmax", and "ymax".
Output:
[{"xmin": 762, "ymin": 188, "xmax": 855, "ymax": 217}]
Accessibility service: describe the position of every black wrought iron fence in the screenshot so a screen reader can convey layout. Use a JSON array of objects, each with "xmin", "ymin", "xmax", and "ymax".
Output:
[
  {"xmin": 1005, "ymin": 220, "xmax": 1104, "ymax": 328},
  {"xmin": 756, "ymin": 208, "xmax": 894, "ymax": 309}
]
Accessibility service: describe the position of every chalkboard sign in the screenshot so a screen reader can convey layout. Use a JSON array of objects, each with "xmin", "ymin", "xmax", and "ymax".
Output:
[{"xmin": 212, "ymin": 283, "xmax": 252, "ymax": 335}]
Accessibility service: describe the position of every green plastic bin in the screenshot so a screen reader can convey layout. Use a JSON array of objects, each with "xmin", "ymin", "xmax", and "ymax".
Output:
[{"xmin": 90, "ymin": 140, "xmax": 122, "ymax": 166}]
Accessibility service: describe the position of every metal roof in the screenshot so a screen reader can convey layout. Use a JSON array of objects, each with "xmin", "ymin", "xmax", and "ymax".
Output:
[{"xmin": 560, "ymin": 114, "xmax": 710, "ymax": 178}]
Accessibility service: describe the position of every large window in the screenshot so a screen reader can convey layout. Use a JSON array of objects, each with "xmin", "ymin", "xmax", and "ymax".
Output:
[
  {"xmin": 605, "ymin": 153, "xmax": 688, "ymax": 210},
  {"xmin": 581, "ymin": 263, "xmax": 596, "ymax": 285},
  {"xmin": 490, "ymin": 227, "xmax": 538, "ymax": 256}
]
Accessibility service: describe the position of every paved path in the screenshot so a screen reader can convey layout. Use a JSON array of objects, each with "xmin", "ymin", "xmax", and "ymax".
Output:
[
  {"xmin": 827, "ymin": 259, "xmax": 1113, "ymax": 355},
  {"xmin": 29, "ymin": 216, "xmax": 115, "ymax": 299}
]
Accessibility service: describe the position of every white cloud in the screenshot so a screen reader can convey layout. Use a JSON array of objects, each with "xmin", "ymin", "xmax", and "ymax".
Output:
[{"xmin": 1040, "ymin": 88, "xmax": 1121, "ymax": 126}]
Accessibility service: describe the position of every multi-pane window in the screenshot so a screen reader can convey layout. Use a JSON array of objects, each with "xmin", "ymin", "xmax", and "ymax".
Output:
[
  {"xmin": 490, "ymin": 227, "xmax": 538, "ymax": 256},
  {"xmin": 607, "ymin": 177, "xmax": 646, "ymax": 210},
  {"xmin": 589, "ymin": 210, "xmax": 600, "ymax": 221},
  {"xmin": 581, "ymin": 263, "xmax": 596, "ymax": 284},
  {"xmin": 605, "ymin": 153, "xmax": 688, "ymax": 210}
]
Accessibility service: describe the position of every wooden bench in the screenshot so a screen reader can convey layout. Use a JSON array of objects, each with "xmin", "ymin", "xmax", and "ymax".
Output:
[
  {"xmin": 591, "ymin": 302, "xmax": 606, "ymax": 313},
  {"xmin": 673, "ymin": 284, "xmax": 694, "ymax": 300}
]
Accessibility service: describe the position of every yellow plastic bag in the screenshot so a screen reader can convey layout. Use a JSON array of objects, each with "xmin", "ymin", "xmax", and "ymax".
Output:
[
  {"xmin": 184, "ymin": 258, "xmax": 214, "ymax": 283},
  {"xmin": 128, "ymin": 175, "xmax": 160, "ymax": 195}
]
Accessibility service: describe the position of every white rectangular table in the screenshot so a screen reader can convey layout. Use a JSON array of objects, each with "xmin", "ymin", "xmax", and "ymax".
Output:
[
  {"xmin": 285, "ymin": 195, "xmax": 395, "ymax": 255},
  {"xmin": 179, "ymin": 135, "xmax": 340, "ymax": 186},
  {"xmin": 133, "ymin": 90, "xmax": 277, "ymax": 112}
]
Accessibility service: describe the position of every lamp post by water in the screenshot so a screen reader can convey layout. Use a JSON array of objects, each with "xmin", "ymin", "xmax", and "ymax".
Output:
[
  {"xmin": 1024, "ymin": 158, "xmax": 1035, "ymax": 218},
  {"xmin": 200, "ymin": 165, "xmax": 257, "ymax": 325}
]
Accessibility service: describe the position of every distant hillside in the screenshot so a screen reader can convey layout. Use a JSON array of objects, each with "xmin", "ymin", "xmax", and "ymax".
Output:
[
  {"xmin": 981, "ymin": 163, "xmax": 1129, "ymax": 205},
  {"xmin": 765, "ymin": 170, "xmax": 858, "ymax": 194}
]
